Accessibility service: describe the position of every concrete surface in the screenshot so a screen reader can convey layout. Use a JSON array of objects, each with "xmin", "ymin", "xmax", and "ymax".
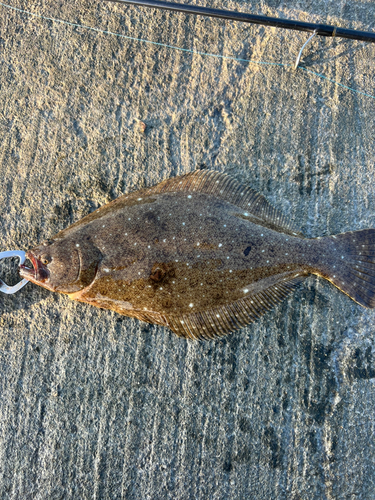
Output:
[{"xmin": 1, "ymin": 0, "xmax": 375, "ymax": 498}]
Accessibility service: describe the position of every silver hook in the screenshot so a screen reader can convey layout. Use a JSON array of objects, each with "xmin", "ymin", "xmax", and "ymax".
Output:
[
  {"xmin": 294, "ymin": 31, "xmax": 317, "ymax": 70},
  {"xmin": 0, "ymin": 250, "xmax": 30, "ymax": 294}
]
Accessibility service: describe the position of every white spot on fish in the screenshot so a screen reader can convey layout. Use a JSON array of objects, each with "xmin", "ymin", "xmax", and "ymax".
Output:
[
  {"xmin": 188, "ymin": 195, "xmax": 192, "ymax": 199},
  {"xmin": 189, "ymin": 303, "xmax": 194, "ymax": 307},
  {"xmin": 76, "ymin": 244, "xmax": 80, "ymax": 247},
  {"xmin": 218, "ymin": 244, "xmax": 222, "ymax": 247}
]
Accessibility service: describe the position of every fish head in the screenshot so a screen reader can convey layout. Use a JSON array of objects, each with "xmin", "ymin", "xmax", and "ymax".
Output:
[{"xmin": 19, "ymin": 237, "xmax": 100, "ymax": 294}]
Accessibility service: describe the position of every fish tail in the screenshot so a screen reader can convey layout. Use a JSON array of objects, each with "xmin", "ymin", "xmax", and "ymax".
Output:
[{"xmin": 320, "ymin": 229, "xmax": 375, "ymax": 308}]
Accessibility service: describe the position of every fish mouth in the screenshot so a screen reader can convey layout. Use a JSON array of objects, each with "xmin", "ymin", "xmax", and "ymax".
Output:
[{"xmin": 19, "ymin": 252, "xmax": 50, "ymax": 284}]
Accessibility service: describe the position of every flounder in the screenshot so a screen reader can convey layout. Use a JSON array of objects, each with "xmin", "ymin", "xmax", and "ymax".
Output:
[{"xmin": 20, "ymin": 170, "xmax": 375, "ymax": 339}]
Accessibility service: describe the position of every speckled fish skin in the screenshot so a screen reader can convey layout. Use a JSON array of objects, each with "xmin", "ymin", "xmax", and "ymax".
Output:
[{"xmin": 19, "ymin": 170, "xmax": 375, "ymax": 339}]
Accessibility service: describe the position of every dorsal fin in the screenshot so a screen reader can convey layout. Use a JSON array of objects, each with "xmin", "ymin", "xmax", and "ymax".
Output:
[
  {"xmin": 55, "ymin": 170, "xmax": 301, "ymax": 239},
  {"xmin": 147, "ymin": 170, "xmax": 301, "ymax": 236},
  {"xmin": 164, "ymin": 273, "xmax": 307, "ymax": 340}
]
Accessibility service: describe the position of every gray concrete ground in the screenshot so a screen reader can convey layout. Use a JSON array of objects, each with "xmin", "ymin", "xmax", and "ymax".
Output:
[{"xmin": 1, "ymin": 0, "xmax": 375, "ymax": 498}]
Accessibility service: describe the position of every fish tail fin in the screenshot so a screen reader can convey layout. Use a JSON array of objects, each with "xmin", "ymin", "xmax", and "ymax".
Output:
[{"xmin": 321, "ymin": 229, "xmax": 375, "ymax": 308}]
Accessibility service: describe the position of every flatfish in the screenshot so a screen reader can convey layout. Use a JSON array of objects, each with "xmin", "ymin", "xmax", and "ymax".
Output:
[{"xmin": 19, "ymin": 170, "xmax": 375, "ymax": 339}]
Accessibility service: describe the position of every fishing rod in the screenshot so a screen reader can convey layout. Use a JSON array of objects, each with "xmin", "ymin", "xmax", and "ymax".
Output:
[{"xmin": 104, "ymin": 0, "xmax": 375, "ymax": 68}]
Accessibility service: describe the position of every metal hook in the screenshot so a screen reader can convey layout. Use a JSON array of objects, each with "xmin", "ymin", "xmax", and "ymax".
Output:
[
  {"xmin": 294, "ymin": 31, "xmax": 317, "ymax": 70},
  {"xmin": 0, "ymin": 250, "xmax": 30, "ymax": 294}
]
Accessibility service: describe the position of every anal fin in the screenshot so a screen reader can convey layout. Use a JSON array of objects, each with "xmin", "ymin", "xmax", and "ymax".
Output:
[{"xmin": 165, "ymin": 272, "xmax": 308, "ymax": 340}]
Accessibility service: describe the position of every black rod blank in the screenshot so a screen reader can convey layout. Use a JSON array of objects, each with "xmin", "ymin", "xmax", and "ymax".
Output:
[{"xmin": 104, "ymin": 0, "xmax": 375, "ymax": 43}]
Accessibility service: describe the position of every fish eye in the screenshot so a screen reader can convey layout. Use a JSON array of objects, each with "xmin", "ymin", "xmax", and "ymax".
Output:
[{"xmin": 41, "ymin": 255, "xmax": 51, "ymax": 265}]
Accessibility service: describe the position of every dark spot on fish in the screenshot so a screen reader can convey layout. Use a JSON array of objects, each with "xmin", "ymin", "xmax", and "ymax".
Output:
[
  {"xmin": 162, "ymin": 298, "xmax": 172, "ymax": 309},
  {"xmin": 144, "ymin": 212, "xmax": 158, "ymax": 225},
  {"xmin": 150, "ymin": 265, "xmax": 167, "ymax": 282},
  {"xmin": 244, "ymin": 246, "xmax": 252, "ymax": 256},
  {"xmin": 206, "ymin": 275, "xmax": 217, "ymax": 286}
]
